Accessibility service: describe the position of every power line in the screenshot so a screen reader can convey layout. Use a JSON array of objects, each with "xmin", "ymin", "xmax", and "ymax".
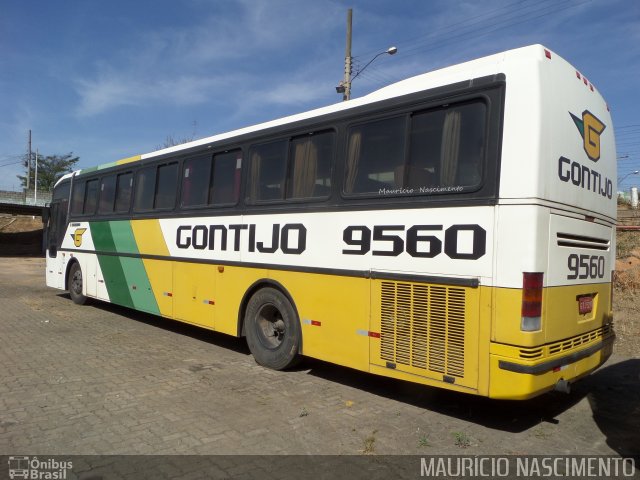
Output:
[
  {"xmin": 360, "ymin": 0, "xmax": 588, "ymax": 87},
  {"xmin": 354, "ymin": 0, "xmax": 537, "ymax": 61},
  {"xmin": 0, "ymin": 159, "xmax": 23, "ymax": 169}
]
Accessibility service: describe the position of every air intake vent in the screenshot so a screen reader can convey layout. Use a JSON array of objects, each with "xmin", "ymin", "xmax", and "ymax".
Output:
[
  {"xmin": 380, "ymin": 282, "xmax": 466, "ymax": 378},
  {"xmin": 557, "ymin": 233, "xmax": 609, "ymax": 250},
  {"xmin": 548, "ymin": 324, "xmax": 613, "ymax": 355}
]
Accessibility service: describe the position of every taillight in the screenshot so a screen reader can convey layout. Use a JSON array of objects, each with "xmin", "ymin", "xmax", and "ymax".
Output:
[{"xmin": 521, "ymin": 272, "xmax": 543, "ymax": 331}]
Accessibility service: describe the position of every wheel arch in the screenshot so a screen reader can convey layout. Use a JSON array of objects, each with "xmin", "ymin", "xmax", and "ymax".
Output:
[
  {"xmin": 237, "ymin": 278, "xmax": 302, "ymax": 352},
  {"xmin": 64, "ymin": 257, "xmax": 80, "ymax": 291}
]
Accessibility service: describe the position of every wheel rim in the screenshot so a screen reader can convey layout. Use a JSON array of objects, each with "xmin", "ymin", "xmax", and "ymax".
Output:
[
  {"xmin": 71, "ymin": 268, "xmax": 82, "ymax": 295},
  {"xmin": 255, "ymin": 303, "xmax": 285, "ymax": 349}
]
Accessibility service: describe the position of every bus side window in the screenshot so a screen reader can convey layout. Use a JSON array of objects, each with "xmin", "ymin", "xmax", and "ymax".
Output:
[
  {"xmin": 71, "ymin": 181, "xmax": 85, "ymax": 215},
  {"xmin": 114, "ymin": 172, "xmax": 133, "ymax": 213},
  {"xmin": 453, "ymin": 102, "xmax": 486, "ymax": 187},
  {"xmin": 248, "ymin": 140, "xmax": 288, "ymax": 202},
  {"xmin": 134, "ymin": 166, "xmax": 156, "ymax": 211},
  {"xmin": 344, "ymin": 117, "xmax": 406, "ymax": 195},
  {"xmin": 287, "ymin": 131, "xmax": 333, "ymax": 199},
  {"xmin": 210, "ymin": 151, "xmax": 240, "ymax": 205},
  {"xmin": 181, "ymin": 155, "xmax": 212, "ymax": 208},
  {"xmin": 408, "ymin": 102, "xmax": 486, "ymax": 189},
  {"xmin": 83, "ymin": 179, "xmax": 99, "ymax": 214},
  {"xmin": 155, "ymin": 163, "xmax": 178, "ymax": 209},
  {"xmin": 98, "ymin": 175, "xmax": 116, "ymax": 214}
]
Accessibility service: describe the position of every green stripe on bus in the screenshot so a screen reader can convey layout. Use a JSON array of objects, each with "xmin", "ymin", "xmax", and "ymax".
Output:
[
  {"xmin": 110, "ymin": 221, "xmax": 159, "ymax": 314},
  {"xmin": 90, "ymin": 221, "xmax": 160, "ymax": 315},
  {"xmin": 90, "ymin": 221, "xmax": 133, "ymax": 308}
]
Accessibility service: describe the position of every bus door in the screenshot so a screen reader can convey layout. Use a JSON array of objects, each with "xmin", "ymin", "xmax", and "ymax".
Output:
[{"xmin": 45, "ymin": 199, "xmax": 69, "ymax": 289}]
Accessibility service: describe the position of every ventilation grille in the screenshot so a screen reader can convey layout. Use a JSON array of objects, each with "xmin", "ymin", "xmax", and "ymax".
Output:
[
  {"xmin": 548, "ymin": 324, "xmax": 613, "ymax": 355},
  {"xmin": 380, "ymin": 282, "xmax": 466, "ymax": 378},
  {"xmin": 519, "ymin": 324, "xmax": 613, "ymax": 359},
  {"xmin": 519, "ymin": 346, "xmax": 544, "ymax": 359},
  {"xmin": 557, "ymin": 233, "xmax": 609, "ymax": 251}
]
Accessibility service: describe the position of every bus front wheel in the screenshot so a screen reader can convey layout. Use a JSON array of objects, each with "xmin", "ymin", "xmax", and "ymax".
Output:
[
  {"xmin": 68, "ymin": 262, "xmax": 88, "ymax": 305},
  {"xmin": 244, "ymin": 287, "xmax": 301, "ymax": 370}
]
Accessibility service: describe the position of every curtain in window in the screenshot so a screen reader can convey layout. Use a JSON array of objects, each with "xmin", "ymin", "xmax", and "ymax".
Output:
[
  {"xmin": 345, "ymin": 131, "xmax": 362, "ymax": 193},
  {"xmin": 291, "ymin": 139, "xmax": 318, "ymax": 198},
  {"xmin": 250, "ymin": 150, "xmax": 262, "ymax": 201},
  {"xmin": 440, "ymin": 110, "xmax": 461, "ymax": 186}
]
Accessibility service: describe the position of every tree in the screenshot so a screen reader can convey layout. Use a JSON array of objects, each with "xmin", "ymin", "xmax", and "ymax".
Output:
[
  {"xmin": 156, "ymin": 134, "xmax": 194, "ymax": 150},
  {"xmin": 18, "ymin": 152, "xmax": 79, "ymax": 192}
]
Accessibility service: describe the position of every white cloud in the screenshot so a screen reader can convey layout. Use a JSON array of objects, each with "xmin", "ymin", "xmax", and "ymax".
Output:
[{"xmin": 72, "ymin": 0, "xmax": 343, "ymax": 117}]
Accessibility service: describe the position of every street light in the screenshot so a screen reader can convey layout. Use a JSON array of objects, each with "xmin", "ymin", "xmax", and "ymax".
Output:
[
  {"xmin": 618, "ymin": 170, "xmax": 639, "ymax": 184},
  {"xmin": 336, "ymin": 46, "xmax": 397, "ymax": 100}
]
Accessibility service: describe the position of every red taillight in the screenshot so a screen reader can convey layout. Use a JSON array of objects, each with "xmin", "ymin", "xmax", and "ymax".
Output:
[
  {"xmin": 522, "ymin": 273, "xmax": 543, "ymax": 317},
  {"xmin": 544, "ymin": 49, "xmax": 551, "ymax": 59}
]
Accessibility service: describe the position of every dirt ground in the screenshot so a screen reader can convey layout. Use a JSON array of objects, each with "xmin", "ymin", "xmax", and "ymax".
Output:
[
  {"xmin": 0, "ymin": 215, "xmax": 43, "ymax": 256},
  {"xmin": 614, "ymin": 230, "xmax": 640, "ymax": 358}
]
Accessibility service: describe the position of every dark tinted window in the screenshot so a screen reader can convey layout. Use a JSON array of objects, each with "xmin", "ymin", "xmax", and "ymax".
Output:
[
  {"xmin": 344, "ymin": 100, "xmax": 486, "ymax": 196},
  {"xmin": 248, "ymin": 140, "xmax": 288, "ymax": 202},
  {"xmin": 407, "ymin": 102, "xmax": 485, "ymax": 189},
  {"xmin": 286, "ymin": 131, "xmax": 333, "ymax": 199},
  {"xmin": 83, "ymin": 179, "xmax": 99, "ymax": 214},
  {"xmin": 344, "ymin": 117, "xmax": 406, "ymax": 194},
  {"xmin": 181, "ymin": 155, "xmax": 211, "ymax": 207},
  {"xmin": 71, "ymin": 181, "xmax": 85, "ymax": 214},
  {"xmin": 155, "ymin": 163, "xmax": 178, "ymax": 209},
  {"xmin": 98, "ymin": 175, "xmax": 116, "ymax": 213},
  {"xmin": 210, "ymin": 151, "xmax": 240, "ymax": 205},
  {"xmin": 115, "ymin": 172, "xmax": 133, "ymax": 213},
  {"xmin": 134, "ymin": 166, "xmax": 156, "ymax": 211},
  {"xmin": 53, "ymin": 181, "xmax": 70, "ymax": 201}
]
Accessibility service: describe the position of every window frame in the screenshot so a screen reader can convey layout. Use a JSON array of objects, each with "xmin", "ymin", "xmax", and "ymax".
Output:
[
  {"xmin": 341, "ymin": 96, "xmax": 490, "ymax": 201},
  {"xmin": 246, "ymin": 129, "xmax": 336, "ymax": 205}
]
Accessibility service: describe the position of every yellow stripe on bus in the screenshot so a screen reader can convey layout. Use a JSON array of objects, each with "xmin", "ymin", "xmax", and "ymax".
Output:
[{"xmin": 116, "ymin": 155, "xmax": 141, "ymax": 165}]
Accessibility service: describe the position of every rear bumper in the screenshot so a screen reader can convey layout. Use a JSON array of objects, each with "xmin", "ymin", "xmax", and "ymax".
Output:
[{"xmin": 488, "ymin": 333, "xmax": 614, "ymax": 400}]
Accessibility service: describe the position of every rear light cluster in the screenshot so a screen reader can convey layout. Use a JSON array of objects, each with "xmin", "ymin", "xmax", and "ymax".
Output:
[
  {"xmin": 575, "ymin": 70, "xmax": 596, "ymax": 93},
  {"xmin": 521, "ymin": 272, "xmax": 543, "ymax": 332}
]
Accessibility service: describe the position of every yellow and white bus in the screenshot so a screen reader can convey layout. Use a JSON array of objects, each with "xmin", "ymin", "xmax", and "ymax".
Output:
[{"xmin": 44, "ymin": 45, "xmax": 616, "ymax": 400}]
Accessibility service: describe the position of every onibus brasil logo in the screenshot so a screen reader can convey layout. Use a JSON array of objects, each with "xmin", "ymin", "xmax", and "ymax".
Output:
[{"xmin": 8, "ymin": 456, "xmax": 73, "ymax": 479}]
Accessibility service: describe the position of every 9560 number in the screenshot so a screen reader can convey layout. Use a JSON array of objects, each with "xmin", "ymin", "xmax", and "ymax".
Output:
[{"xmin": 567, "ymin": 254, "xmax": 605, "ymax": 280}]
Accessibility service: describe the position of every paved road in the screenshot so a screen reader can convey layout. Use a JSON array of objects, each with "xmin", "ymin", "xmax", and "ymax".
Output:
[{"xmin": 0, "ymin": 258, "xmax": 637, "ymax": 465}]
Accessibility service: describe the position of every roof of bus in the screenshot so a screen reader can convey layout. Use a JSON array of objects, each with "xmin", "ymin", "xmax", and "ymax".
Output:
[{"xmin": 57, "ymin": 44, "xmax": 563, "ymax": 186}]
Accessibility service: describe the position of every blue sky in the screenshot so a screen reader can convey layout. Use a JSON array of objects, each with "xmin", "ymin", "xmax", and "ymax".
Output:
[{"xmin": 1, "ymin": 0, "xmax": 639, "ymax": 191}]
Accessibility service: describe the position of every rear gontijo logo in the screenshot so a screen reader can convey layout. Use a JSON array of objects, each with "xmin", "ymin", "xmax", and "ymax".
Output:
[
  {"xmin": 70, "ymin": 228, "xmax": 86, "ymax": 247},
  {"xmin": 570, "ymin": 110, "xmax": 606, "ymax": 161}
]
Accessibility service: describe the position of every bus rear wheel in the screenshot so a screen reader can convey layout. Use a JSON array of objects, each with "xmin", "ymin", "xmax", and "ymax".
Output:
[
  {"xmin": 244, "ymin": 287, "xmax": 301, "ymax": 370},
  {"xmin": 68, "ymin": 262, "xmax": 88, "ymax": 305}
]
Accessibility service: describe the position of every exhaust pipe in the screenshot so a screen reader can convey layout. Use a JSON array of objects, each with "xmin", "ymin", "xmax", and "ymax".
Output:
[{"xmin": 554, "ymin": 378, "xmax": 571, "ymax": 394}]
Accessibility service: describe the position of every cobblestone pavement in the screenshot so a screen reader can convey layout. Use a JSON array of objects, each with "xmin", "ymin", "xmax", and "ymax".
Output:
[{"xmin": 0, "ymin": 258, "xmax": 638, "ymax": 461}]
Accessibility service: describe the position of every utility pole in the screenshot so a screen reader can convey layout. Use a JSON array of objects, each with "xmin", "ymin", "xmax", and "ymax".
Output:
[
  {"xmin": 342, "ymin": 8, "xmax": 352, "ymax": 101},
  {"xmin": 34, "ymin": 149, "xmax": 38, "ymax": 204},
  {"xmin": 27, "ymin": 129, "xmax": 32, "ymax": 190}
]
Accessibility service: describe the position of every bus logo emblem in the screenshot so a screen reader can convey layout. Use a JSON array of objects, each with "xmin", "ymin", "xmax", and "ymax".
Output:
[
  {"xmin": 570, "ymin": 110, "xmax": 606, "ymax": 162},
  {"xmin": 70, "ymin": 228, "xmax": 87, "ymax": 247}
]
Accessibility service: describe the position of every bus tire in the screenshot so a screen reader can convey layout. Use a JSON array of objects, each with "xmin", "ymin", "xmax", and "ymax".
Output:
[
  {"xmin": 244, "ymin": 287, "xmax": 301, "ymax": 370},
  {"xmin": 68, "ymin": 262, "xmax": 88, "ymax": 305}
]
